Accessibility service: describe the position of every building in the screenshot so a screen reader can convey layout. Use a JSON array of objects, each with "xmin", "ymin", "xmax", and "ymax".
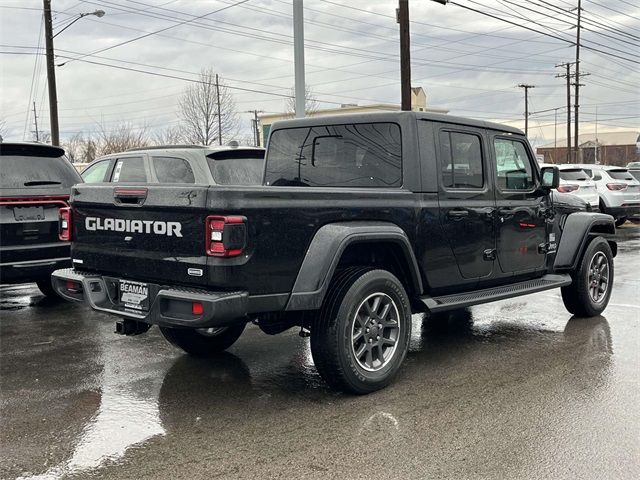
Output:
[
  {"xmin": 536, "ymin": 131, "xmax": 640, "ymax": 166},
  {"xmin": 257, "ymin": 87, "xmax": 448, "ymax": 146}
]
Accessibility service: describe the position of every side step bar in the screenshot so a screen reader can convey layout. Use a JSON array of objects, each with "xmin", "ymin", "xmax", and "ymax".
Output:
[{"xmin": 421, "ymin": 274, "xmax": 572, "ymax": 313}]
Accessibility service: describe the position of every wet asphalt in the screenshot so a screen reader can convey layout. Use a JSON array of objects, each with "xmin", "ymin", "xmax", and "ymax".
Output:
[{"xmin": 1, "ymin": 226, "xmax": 639, "ymax": 480}]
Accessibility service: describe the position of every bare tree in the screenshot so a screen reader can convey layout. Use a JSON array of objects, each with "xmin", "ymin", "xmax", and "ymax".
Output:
[
  {"xmin": 285, "ymin": 83, "xmax": 320, "ymax": 115},
  {"xmin": 62, "ymin": 132, "xmax": 87, "ymax": 163},
  {"xmin": 95, "ymin": 121, "xmax": 150, "ymax": 156},
  {"xmin": 153, "ymin": 125, "xmax": 184, "ymax": 146},
  {"xmin": 179, "ymin": 68, "xmax": 239, "ymax": 145},
  {"xmin": 0, "ymin": 117, "xmax": 7, "ymax": 141}
]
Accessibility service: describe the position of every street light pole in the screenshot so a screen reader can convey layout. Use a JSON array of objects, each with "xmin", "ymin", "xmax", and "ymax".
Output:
[
  {"xmin": 43, "ymin": 0, "xmax": 59, "ymax": 146},
  {"xmin": 42, "ymin": 3, "xmax": 105, "ymax": 146},
  {"xmin": 398, "ymin": 0, "xmax": 411, "ymax": 111},
  {"xmin": 293, "ymin": 0, "xmax": 306, "ymax": 119}
]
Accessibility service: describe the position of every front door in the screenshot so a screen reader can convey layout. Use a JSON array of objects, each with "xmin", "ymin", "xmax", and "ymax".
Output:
[
  {"xmin": 437, "ymin": 128, "xmax": 496, "ymax": 281},
  {"xmin": 491, "ymin": 135, "xmax": 547, "ymax": 275}
]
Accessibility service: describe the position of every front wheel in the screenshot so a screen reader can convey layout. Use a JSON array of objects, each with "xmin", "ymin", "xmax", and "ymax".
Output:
[
  {"xmin": 160, "ymin": 323, "xmax": 246, "ymax": 357},
  {"xmin": 36, "ymin": 278, "xmax": 57, "ymax": 297},
  {"xmin": 614, "ymin": 217, "xmax": 627, "ymax": 227},
  {"xmin": 561, "ymin": 237, "xmax": 614, "ymax": 317},
  {"xmin": 310, "ymin": 268, "xmax": 412, "ymax": 394}
]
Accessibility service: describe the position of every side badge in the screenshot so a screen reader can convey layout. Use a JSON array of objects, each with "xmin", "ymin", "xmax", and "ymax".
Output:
[{"xmin": 188, "ymin": 268, "xmax": 203, "ymax": 277}]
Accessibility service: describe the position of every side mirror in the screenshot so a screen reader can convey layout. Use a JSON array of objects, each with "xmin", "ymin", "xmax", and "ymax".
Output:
[{"xmin": 540, "ymin": 166, "xmax": 560, "ymax": 189}]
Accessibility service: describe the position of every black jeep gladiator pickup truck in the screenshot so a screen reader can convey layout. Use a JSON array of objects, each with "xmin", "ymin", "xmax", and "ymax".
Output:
[{"xmin": 52, "ymin": 112, "xmax": 616, "ymax": 394}]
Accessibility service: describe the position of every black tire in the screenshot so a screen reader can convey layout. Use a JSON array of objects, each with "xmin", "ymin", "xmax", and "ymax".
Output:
[
  {"xmin": 160, "ymin": 323, "xmax": 246, "ymax": 357},
  {"xmin": 561, "ymin": 237, "xmax": 614, "ymax": 317},
  {"xmin": 310, "ymin": 267, "xmax": 412, "ymax": 394},
  {"xmin": 36, "ymin": 278, "xmax": 57, "ymax": 297},
  {"xmin": 614, "ymin": 217, "xmax": 627, "ymax": 227}
]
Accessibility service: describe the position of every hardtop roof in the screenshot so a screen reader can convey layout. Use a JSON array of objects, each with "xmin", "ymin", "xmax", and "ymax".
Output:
[{"xmin": 270, "ymin": 111, "xmax": 524, "ymax": 135}]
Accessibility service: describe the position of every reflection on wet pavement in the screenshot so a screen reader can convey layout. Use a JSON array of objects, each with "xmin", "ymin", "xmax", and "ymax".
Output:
[{"xmin": 1, "ymin": 226, "xmax": 639, "ymax": 479}]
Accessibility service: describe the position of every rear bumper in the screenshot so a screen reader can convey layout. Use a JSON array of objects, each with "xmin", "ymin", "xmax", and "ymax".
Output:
[
  {"xmin": 51, "ymin": 268, "xmax": 250, "ymax": 328},
  {"xmin": 0, "ymin": 257, "xmax": 71, "ymax": 284},
  {"xmin": 605, "ymin": 204, "xmax": 640, "ymax": 218}
]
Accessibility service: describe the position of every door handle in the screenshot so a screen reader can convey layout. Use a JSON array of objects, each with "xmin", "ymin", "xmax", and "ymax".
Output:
[{"xmin": 447, "ymin": 209, "xmax": 469, "ymax": 220}]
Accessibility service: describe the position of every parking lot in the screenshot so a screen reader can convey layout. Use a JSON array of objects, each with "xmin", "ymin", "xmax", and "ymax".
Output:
[{"xmin": 1, "ymin": 225, "xmax": 638, "ymax": 480}]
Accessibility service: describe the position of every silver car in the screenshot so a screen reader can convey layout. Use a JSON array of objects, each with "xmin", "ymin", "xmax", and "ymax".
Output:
[{"xmin": 576, "ymin": 164, "xmax": 640, "ymax": 225}]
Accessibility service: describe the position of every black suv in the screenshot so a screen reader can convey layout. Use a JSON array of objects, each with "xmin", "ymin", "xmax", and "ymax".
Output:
[
  {"xmin": 1, "ymin": 143, "xmax": 82, "ymax": 296},
  {"xmin": 52, "ymin": 112, "xmax": 617, "ymax": 393}
]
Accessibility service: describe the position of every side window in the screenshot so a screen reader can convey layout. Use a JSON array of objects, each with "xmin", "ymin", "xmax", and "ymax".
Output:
[
  {"xmin": 81, "ymin": 160, "xmax": 111, "ymax": 183},
  {"xmin": 593, "ymin": 172, "xmax": 602, "ymax": 181},
  {"xmin": 439, "ymin": 131, "xmax": 484, "ymax": 189},
  {"xmin": 112, "ymin": 157, "xmax": 147, "ymax": 183},
  {"xmin": 152, "ymin": 156, "xmax": 195, "ymax": 184},
  {"xmin": 494, "ymin": 138, "xmax": 535, "ymax": 190}
]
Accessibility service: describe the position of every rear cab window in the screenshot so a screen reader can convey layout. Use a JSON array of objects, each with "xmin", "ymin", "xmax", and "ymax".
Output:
[
  {"xmin": 0, "ymin": 144, "xmax": 81, "ymax": 189},
  {"xmin": 265, "ymin": 123, "xmax": 402, "ymax": 187},
  {"xmin": 152, "ymin": 156, "xmax": 195, "ymax": 184},
  {"xmin": 112, "ymin": 157, "xmax": 147, "ymax": 182},
  {"xmin": 207, "ymin": 149, "xmax": 265, "ymax": 185}
]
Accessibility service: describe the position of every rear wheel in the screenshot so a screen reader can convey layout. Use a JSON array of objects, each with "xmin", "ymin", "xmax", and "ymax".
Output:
[
  {"xmin": 36, "ymin": 278, "xmax": 57, "ymax": 297},
  {"xmin": 614, "ymin": 217, "xmax": 627, "ymax": 227},
  {"xmin": 561, "ymin": 237, "xmax": 613, "ymax": 317},
  {"xmin": 160, "ymin": 323, "xmax": 246, "ymax": 357},
  {"xmin": 310, "ymin": 268, "xmax": 411, "ymax": 394}
]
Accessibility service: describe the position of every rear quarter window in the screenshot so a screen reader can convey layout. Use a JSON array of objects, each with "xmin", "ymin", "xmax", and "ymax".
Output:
[
  {"xmin": 206, "ymin": 150, "xmax": 265, "ymax": 185},
  {"xmin": 152, "ymin": 156, "xmax": 195, "ymax": 184},
  {"xmin": 265, "ymin": 122, "xmax": 402, "ymax": 188}
]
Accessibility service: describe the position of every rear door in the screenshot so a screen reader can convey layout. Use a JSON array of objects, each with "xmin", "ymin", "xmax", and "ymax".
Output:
[
  {"xmin": 436, "ymin": 126, "xmax": 496, "ymax": 281},
  {"xmin": 490, "ymin": 134, "xmax": 547, "ymax": 276}
]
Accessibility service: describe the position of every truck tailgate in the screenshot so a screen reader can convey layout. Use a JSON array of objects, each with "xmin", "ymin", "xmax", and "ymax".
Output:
[{"xmin": 70, "ymin": 184, "xmax": 210, "ymax": 287}]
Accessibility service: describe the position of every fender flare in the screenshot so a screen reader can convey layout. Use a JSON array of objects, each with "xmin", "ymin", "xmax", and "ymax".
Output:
[
  {"xmin": 554, "ymin": 212, "xmax": 616, "ymax": 271},
  {"xmin": 285, "ymin": 222, "xmax": 423, "ymax": 311}
]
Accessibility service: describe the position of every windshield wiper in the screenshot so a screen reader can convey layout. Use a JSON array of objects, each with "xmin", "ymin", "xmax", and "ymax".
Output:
[{"xmin": 23, "ymin": 180, "xmax": 62, "ymax": 186}]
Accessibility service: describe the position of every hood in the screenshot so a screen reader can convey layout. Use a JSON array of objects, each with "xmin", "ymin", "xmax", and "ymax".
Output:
[{"xmin": 552, "ymin": 191, "xmax": 590, "ymax": 214}]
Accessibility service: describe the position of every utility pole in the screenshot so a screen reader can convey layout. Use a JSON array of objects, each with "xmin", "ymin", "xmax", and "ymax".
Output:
[
  {"xmin": 594, "ymin": 106, "xmax": 598, "ymax": 165},
  {"xmin": 293, "ymin": 0, "xmax": 306, "ymax": 118},
  {"xmin": 517, "ymin": 84, "xmax": 535, "ymax": 137},
  {"xmin": 397, "ymin": 0, "xmax": 411, "ymax": 111},
  {"xmin": 554, "ymin": 107, "xmax": 558, "ymax": 163},
  {"xmin": 43, "ymin": 0, "xmax": 59, "ymax": 146},
  {"xmin": 215, "ymin": 73, "xmax": 222, "ymax": 145},
  {"xmin": 574, "ymin": 0, "xmax": 582, "ymax": 163},
  {"xmin": 246, "ymin": 110, "xmax": 264, "ymax": 146},
  {"xmin": 556, "ymin": 63, "xmax": 574, "ymax": 163},
  {"xmin": 32, "ymin": 101, "xmax": 40, "ymax": 142}
]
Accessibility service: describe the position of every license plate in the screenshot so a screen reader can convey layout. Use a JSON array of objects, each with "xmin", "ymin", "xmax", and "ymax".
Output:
[
  {"xmin": 13, "ymin": 206, "xmax": 44, "ymax": 221},
  {"xmin": 119, "ymin": 279, "xmax": 149, "ymax": 312}
]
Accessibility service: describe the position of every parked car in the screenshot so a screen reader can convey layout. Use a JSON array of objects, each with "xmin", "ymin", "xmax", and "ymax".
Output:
[
  {"xmin": 81, "ymin": 145, "xmax": 265, "ymax": 185},
  {"xmin": 541, "ymin": 164, "xmax": 599, "ymax": 210},
  {"xmin": 627, "ymin": 161, "xmax": 640, "ymax": 181},
  {"xmin": 53, "ymin": 112, "xmax": 617, "ymax": 394},
  {"xmin": 575, "ymin": 164, "xmax": 640, "ymax": 226},
  {"xmin": 0, "ymin": 142, "xmax": 82, "ymax": 296}
]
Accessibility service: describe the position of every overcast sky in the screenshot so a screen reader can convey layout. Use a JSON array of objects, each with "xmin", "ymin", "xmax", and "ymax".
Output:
[{"xmin": 1, "ymin": 0, "xmax": 638, "ymax": 147}]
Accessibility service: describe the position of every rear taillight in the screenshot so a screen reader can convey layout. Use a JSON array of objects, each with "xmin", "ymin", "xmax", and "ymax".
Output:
[
  {"xmin": 557, "ymin": 184, "xmax": 579, "ymax": 193},
  {"xmin": 205, "ymin": 215, "xmax": 247, "ymax": 257},
  {"xmin": 606, "ymin": 183, "xmax": 627, "ymax": 191},
  {"xmin": 59, "ymin": 207, "xmax": 72, "ymax": 241}
]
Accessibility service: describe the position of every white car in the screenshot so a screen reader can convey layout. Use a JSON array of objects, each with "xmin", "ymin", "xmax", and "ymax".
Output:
[
  {"xmin": 576, "ymin": 164, "xmax": 640, "ymax": 225},
  {"xmin": 551, "ymin": 165, "xmax": 600, "ymax": 210}
]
